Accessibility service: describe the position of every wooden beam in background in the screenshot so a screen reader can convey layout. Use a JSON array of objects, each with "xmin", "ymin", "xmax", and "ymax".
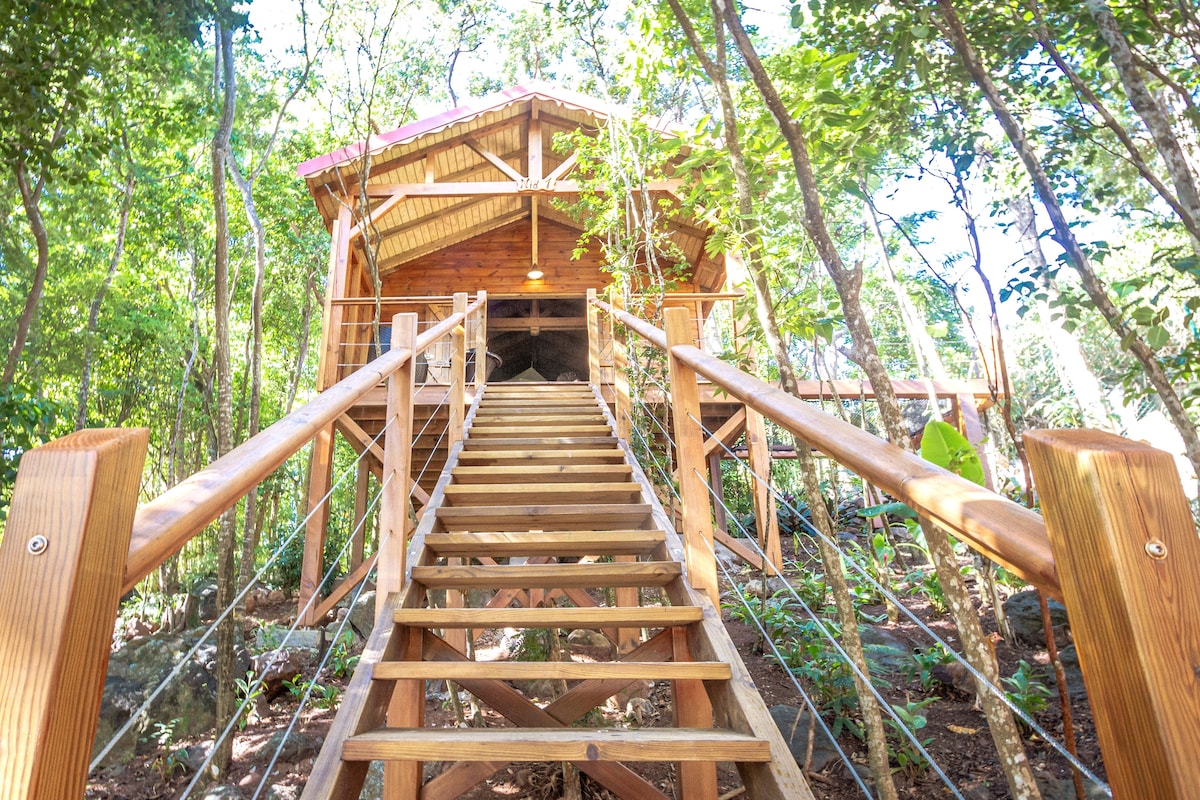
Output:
[
  {"xmin": 528, "ymin": 101, "xmax": 543, "ymax": 181},
  {"xmin": 364, "ymin": 179, "xmax": 682, "ymax": 198}
]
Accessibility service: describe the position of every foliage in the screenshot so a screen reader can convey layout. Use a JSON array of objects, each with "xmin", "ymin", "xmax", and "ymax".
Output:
[
  {"xmin": 144, "ymin": 717, "xmax": 188, "ymax": 780},
  {"xmin": 885, "ymin": 697, "xmax": 938, "ymax": 777},
  {"xmin": 0, "ymin": 383, "xmax": 65, "ymax": 525},
  {"xmin": 920, "ymin": 420, "xmax": 985, "ymax": 486},
  {"xmin": 1002, "ymin": 659, "xmax": 1054, "ymax": 725}
]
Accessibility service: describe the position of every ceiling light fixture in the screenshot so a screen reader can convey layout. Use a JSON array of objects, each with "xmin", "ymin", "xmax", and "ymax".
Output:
[{"xmin": 527, "ymin": 265, "xmax": 544, "ymax": 280}]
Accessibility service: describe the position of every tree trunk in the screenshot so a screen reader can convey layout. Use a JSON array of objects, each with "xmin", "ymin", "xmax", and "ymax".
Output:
[
  {"xmin": 4, "ymin": 163, "xmax": 50, "ymax": 384},
  {"xmin": 228, "ymin": 156, "xmax": 265, "ymax": 596},
  {"xmin": 1026, "ymin": 0, "xmax": 1200, "ymax": 243},
  {"xmin": 665, "ymin": 3, "xmax": 899, "ymax": 795},
  {"xmin": 1084, "ymin": 0, "xmax": 1200, "ymax": 250},
  {"xmin": 1006, "ymin": 195, "xmax": 1114, "ymax": 430},
  {"xmin": 936, "ymin": 0, "xmax": 1200, "ymax": 495},
  {"xmin": 720, "ymin": 6, "xmax": 1044, "ymax": 797},
  {"xmin": 77, "ymin": 171, "xmax": 136, "ymax": 429},
  {"xmin": 210, "ymin": 23, "xmax": 239, "ymax": 775}
]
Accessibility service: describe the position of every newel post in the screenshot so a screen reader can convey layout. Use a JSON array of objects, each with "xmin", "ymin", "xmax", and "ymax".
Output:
[
  {"xmin": 1024, "ymin": 430, "xmax": 1200, "ymax": 800},
  {"xmin": 665, "ymin": 306, "xmax": 718, "ymax": 598},
  {"xmin": 474, "ymin": 289, "xmax": 488, "ymax": 387},
  {"xmin": 376, "ymin": 313, "xmax": 418, "ymax": 620},
  {"xmin": 449, "ymin": 292, "xmax": 467, "ymax": 447},
  {"xmin": 587, "ymin": 288, "xmax": 602, "ymax": 385},
  {"xmin": 610, "ymin": 292, "xmax": 632, "ymax": 441},
  {"xmin": 0, "ymin": 428, "xmax": 149, "ymax": 799}
]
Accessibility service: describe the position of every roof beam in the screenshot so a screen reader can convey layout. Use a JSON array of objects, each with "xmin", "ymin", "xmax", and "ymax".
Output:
[
  {"xmin": 528, "ymin": 102, "xmax": 543, "ymax": 181},
  {"xmin": 465, "ymin": 137, "xmax": 526, "ymax": 182},
  {"xmin": 349, "ymin": 192, "xmax": 407, "ymax": 240},
  {"xmin": 364, "ymin": 179, "xmax": 682, "ymax": 198}
]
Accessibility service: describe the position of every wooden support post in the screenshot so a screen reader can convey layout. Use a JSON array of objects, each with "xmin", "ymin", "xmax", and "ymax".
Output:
[
  {"xmin": 376, "ymin": 313, "xmax": 418, "ymax": 621},
  {"xmin": 0, "ymin": 428, "xmax": 148, "ymax": 800},
  {"xmin": 318, "ymin": 203, "xmax": 352, "ymax": 390},
  {"xmin": 449, "ymin": 293, "xmax": 467, "ymax": 448},
  {"xmin": 385, "ymin": 626, "xmax": 425, "ymax": 799},
  {"xmin": 612, "ymin": 292, "xmax": 632, "ymax": 441},
  {"xmin": 671, "ymin": 625, "xmax": 717, "ymax": 799},
  {"xmin": 1025, "ymin": 430, "xmax": 1200, "ymax": 800},
  {"xmin": 745, "ymin": 407, "xmax": 782, "ymax": 574},
  {"xmin": 474, "ymin": 289, "xmax": 488, "ymax": 386},
  {"xmin": 707, "ymin": 451, "xmax": 727, "ymax": 533},
  {"xmin": 665, "ymin": 307, "xmax": 718, "ymax": 599},
  {"xmin": 443, "ymin": 556, "xmax": 467, "ymax": 655},
  {"xmin": 613, "ymin": 555, "xmax": 640, "ymax": 655},
  {"xmin": 351, "ymin": 459, "xmax": 370, "ymax": 571},
  {"xmin": 587, "ymin": 288, "xmax": 601, "ymax": 386},
  {"xmin": 299, "ymin": 423, "xmax": 336, "ymax": 625}
]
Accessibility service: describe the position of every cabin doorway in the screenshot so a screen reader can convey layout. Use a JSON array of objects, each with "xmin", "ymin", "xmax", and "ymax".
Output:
[{"xmin": 486, "ymin": 297, "xmax": 589, "ymax": 382}]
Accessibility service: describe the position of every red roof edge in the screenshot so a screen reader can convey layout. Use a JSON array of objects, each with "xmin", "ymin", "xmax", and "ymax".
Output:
[{"xmin": 295, "ymin": 81, "xmax": 614, "ymax": 179}]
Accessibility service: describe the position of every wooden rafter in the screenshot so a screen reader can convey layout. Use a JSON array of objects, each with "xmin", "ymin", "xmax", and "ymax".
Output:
[
  {"xmin": 528, "ymin": 101, "xmax": 543, "ymax": 181},
  {"xmin": 348, "ymin": 192, "xmax": 407, "ymax": 240},
  {"xmin": 465, "ymin": 137, "xmax": 526, "ymax": 182}
]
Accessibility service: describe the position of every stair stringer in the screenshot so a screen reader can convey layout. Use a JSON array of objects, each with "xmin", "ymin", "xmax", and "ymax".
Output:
[{"xmin": 591, "ymin": 384, "xmax": 816, "ymax": 800}]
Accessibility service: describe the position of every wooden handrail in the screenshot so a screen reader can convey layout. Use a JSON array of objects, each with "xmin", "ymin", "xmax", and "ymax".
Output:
[
  {"xmin": 594, "ymin": 298, "xmax": 1060, "ymax": 598},
  {"xmin": 123, "ymin": 296, "xmax": 485, "ymax": 594}
]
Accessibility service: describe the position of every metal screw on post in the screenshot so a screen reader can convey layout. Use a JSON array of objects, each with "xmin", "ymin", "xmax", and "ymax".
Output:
[{"xmin": 27, "ymin": 535, "xmax": 48, "ymax": 556}]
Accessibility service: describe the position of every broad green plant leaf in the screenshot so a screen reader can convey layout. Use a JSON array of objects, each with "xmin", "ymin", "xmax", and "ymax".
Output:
[{"xmin": 920, "ymin": 420, "xmax": 985, "ymax": 486}]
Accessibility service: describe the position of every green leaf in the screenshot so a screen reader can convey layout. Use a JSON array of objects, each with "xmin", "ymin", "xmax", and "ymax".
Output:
[
  {"xmin": 920, "ymin": 420, "xmax": 985, "ymax": 486},
  {"xmin": 1145, "ymin": 324, "xmax": 1170, "ymax": 349},
  {"xmin": 858, "ymin": 501, "xmax": 917, "ymax": 519}
]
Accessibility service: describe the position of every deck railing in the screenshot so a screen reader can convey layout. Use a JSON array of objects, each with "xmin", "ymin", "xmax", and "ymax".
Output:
[
  {"xmin": 0, "ymin": 291, "xmax": 487, "ymax": 800},
  {"xmin": 592, "ymin": 295, "xmax": 1200, "ymax": 800}
]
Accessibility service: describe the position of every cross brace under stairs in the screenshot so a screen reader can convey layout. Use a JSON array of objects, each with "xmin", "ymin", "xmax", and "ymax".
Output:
[{"xmin": 302, "ymin": 383, "xmax": 812, "ymax": 800}]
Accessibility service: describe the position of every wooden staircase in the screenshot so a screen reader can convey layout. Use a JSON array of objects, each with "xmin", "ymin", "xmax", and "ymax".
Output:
[{"xmin": 303, "ymin": 383, "xmax": 811, "ymax": 800}]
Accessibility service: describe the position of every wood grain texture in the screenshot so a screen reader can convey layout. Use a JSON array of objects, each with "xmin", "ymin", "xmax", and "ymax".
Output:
[
  {"xmin": 371, "ymin": 660, "xmax": 730, "ymax": 681},
  {"xmin": 394, "ymin": 605, "xmax": 701, "ymax": 629},
  {"xmin": 423, "ymin": 529, "xmax": 663, "ymax": 557},
  {"xmin": 666, "ymin": 307, "xmax": 718, "ymax": 598},
  {"xmin": 1025, "ymin": 430, "xmax": 1200, "ymax": 800},
  {"xmin": 344, "ymin": 727, "xmax": 769, "ymax": 762},
  {"xmin": 377, "ymin": 314, "xmax": 418, "ymax": 621},
  {"xmin": 0, "ymin": 428, "xmax": 148, "ymax": 800},
  {"xmin": 411, "ymin": 561, "xmax": 681, "ymax": 589}
]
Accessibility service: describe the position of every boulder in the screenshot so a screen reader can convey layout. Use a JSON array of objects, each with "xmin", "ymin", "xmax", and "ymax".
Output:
[
  {"xmin": 1056, "ymin": 644, "xmax": 1089, "ymax": 697},
  {"xmin": 193, "ymin": 583, "xmax": 219, "ymax": 623},
  {"xmin": 857, "ymin": 624, "xmax": 914, "ymax": 674},
  {"xmin": 201, "ymin": 785, "xmax": 244, "ymax": 800},
  {"xmin": 770, "ymin": 704, "xmax": 842, "ymax": 772},
  {"xmin": 243, "ymin": 729, "xmax": 323, "ymax": 764},
  {"xmin": 1003, "ymin": 590, "xmax": 1070, "ymax": 647},
  {"xmin": 347, "ymin": 591, "xmax": 377, "ymax": 641}
]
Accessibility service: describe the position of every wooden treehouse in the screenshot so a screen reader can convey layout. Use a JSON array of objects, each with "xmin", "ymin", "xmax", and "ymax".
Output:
[{"xmin": 2, "ymin": 83, "xmax": 1199, "ymax": 800}]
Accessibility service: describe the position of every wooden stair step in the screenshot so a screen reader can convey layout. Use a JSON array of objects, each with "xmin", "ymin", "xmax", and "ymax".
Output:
[
  {"xmin": 394, "ymin": 605, "xmax": 701, "ymax": 629},
  {"xmin": 457, "ymin": 449, "xmax": 626, "ymax": 466},
  {"xmin": 468, "ymin": 425, "xmax": 613, "ymax": 437},
  {"xmin": 342, "ymin": 727, "xmax": 772, "ymax": 763},
  {"xmin": 435, "ymin": 503, "xmax": 653, "ymax": 531},
  {"xmin": 461, "ymin": 436, "xmax": 617, "ymax": 450},
  {"xmin": 372, "ymin": 660, "xmax": 731, "ymax": 681},
  {"xmin": 472, "ymin": 410, "xmax": 608, "ymax": 420},
  {"xmin": 479, "ymin": 399, "xmax": 598, "ymax": 408},
  {"xmin": 443, "ymin": 482, "xmax": 643, "ymax": 506},
  {"xmin": 411, "ymin": 561, "xmax": 681, "ymax": 589},
  {"xmin": 424, "ymin": 530, "xmax": 664, "ymax": 557},
  {"xmin": 448, "ymin": 464, "xmax": 634, "ymax": 484}
]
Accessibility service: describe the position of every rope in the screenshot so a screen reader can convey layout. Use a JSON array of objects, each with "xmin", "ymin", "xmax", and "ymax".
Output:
[{"xmin": 88, "ymin": 415, "xmax": 395, "ymax": 772}]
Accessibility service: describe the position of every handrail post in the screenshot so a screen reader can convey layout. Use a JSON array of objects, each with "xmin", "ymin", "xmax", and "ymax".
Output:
[
  {"xmin": 318, "ymin": 203, "xmax": 352, "ymax": 391},
  {"xmin": 449, "ymin": 292, "xmax": 467, "ymax": 447},
  {"xmin": 665, "ymin": 306, "xmax": 718, "ymax": 599},
  {"xmin": 745, "ymin": 407, "xmax": 782, "ymax": 574},
  {"xmin": 376, "ymin": 313, "xmax": 418, "ymax": 620},
  {"xmin": 473, "ymin": 289, "xmax": 488, "ymax": 387},
  {"xmin": 1025, "ymin": 430, "xmax": 1200, "ymax": 800},
  {"xmin": 610, "ymin": 291, "xmax": 632, "ymax": 441},
  {"xmin": 587, "ymin": 288, "xmax": 602, "ymax": 385},
  {"xmin": 0, "ymin": 428, "xmax": 149, "ymax": 799}
]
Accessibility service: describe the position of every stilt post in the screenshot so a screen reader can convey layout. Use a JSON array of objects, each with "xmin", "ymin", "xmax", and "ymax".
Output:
[{"xmin": 449, "ymin": 292, "xmax": 467, "ymax": 448}]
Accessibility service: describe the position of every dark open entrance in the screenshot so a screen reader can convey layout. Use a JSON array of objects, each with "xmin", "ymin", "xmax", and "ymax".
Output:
[{"xmin": 487, "ymin": 297, "xmax": 588, "ymax": 382}]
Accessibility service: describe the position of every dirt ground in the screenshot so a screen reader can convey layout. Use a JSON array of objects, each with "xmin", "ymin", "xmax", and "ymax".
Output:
[{"xmin": 86, "ymin": 538, "xmax": 1106, "ymax": 800}]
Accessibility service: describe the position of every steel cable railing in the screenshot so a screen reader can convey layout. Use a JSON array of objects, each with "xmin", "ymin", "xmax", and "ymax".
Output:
[
  {"xmin": 88, "ymin": 415, "xmax": 395, "ymax": 772},
  {"xmin": 689, "ymin": 411, "xmax": 1111, "ymax": 795}
]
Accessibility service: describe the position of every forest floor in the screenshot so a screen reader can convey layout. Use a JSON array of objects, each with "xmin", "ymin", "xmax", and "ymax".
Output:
[{"xmin": 86, "ymin": 534, "xmax": 1107, "ymax": 800}]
